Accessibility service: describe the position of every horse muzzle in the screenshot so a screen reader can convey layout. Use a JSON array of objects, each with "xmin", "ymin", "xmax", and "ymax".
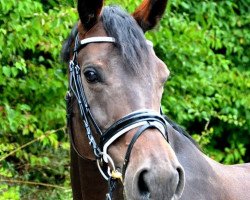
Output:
[{"xmin": 123, "ymin": 139, "xmax": 185, "ymax": 200}]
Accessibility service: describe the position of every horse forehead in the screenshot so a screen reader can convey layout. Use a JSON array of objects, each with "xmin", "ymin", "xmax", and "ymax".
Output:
[
  {"xmin": 79, "ymin": 21, "xmax": 107, "ymax": 38},
  {"xmin": 77, "ymin": 22, "xmax": 159, "ymax": 81},
  {"xmin": 79, "ymin": 45, "xmax": 158, "ymax": 87},
  {"xmin": 79, "ymin": 42, "xmax": 115, "ymax": 62}
]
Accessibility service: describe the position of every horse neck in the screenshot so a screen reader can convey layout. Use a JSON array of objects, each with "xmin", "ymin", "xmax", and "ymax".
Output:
[
  {"xmin": 168, "ymin": 124, "xmax": 250, "ymax": 200},
  {"xmin": 70, "ymin": 144, "xmax": 110, "ymax": 200},
  {"xmin": 167, "ymin": 125, "xmax": 211, "ymax": 168},
  {"xmin": 167, "ymin": 125, "xmax": 229, "ymax": 199}
]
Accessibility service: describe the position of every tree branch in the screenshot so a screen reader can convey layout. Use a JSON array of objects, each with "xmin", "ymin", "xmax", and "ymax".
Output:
[
  {"xmin": 0, "ymin": 178, "xmax": 70, "ymax": 190},
  {"xmin": 0, "ymin": 127, "xmax": 66, "ymax": 162}
]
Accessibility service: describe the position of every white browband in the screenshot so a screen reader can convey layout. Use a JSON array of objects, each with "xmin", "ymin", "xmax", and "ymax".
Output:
[
  {"xmin": 79, "ymin": 36, "xmax": 153, "ymax": 47},
  {"xmin": 80, "ymin": 37, "xmax": 116, "ymax": 46}
]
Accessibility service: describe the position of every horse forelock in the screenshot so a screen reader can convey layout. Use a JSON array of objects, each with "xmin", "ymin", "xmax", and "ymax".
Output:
[{"xmin": 101, "ymin": 6, "xmax": 150, "ymax": 74}]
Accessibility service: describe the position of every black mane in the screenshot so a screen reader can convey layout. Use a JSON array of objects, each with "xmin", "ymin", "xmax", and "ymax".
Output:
[
  {"xmin": 164, "ymin": 115, "xmax": 200, "ymax": 149},
  {"xmin": 61, "ymin": 24, "xmax": 78, "ymax": 63},
  {"xmin": 61, "ymin": 6, "xmax": 149, "ymax": 74}
]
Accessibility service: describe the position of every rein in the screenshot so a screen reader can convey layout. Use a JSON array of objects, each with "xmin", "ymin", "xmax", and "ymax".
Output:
[{"xmin": 66, "ymin": 33, "xmax": 169, "ymax": 199}]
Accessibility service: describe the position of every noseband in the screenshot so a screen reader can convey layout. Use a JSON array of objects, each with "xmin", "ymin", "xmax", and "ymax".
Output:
[{"xmin": 66, "ymin": 33, "xmax": 169, "ymax": 199}]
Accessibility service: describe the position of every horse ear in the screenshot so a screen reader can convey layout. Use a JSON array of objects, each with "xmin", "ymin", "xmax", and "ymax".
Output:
[
  {"xmin": 77, "ymin": 0, "xmax": 104, "ymax": 30},
  {"xmin": 132, "ymin": 0, "xmax": 168, "ymax": 32}
]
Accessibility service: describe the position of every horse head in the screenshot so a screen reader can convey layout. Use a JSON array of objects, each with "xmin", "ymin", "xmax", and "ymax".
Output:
[{"xmin": 63, "ymin": 0, "xmax": 185, "ymax": 199}]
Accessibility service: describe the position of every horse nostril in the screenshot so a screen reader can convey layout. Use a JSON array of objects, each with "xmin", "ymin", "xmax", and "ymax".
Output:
[
  {"xmin": 138, "ymin": 170, "xmax": 151, "ymax": 198},
  {"xmin": 174, "ymin": 166, "xmax": 185, "ymax": 199}
]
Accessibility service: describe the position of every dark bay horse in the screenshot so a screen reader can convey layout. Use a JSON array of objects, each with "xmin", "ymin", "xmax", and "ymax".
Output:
[{"xmin": 62, "ymin": 0, "xmax": 250, "ymax": 199}]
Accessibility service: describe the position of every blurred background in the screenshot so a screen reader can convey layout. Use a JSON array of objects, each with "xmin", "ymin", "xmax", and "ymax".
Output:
[{"xmin": 0, "ymin": 0, "xmax": 249, "ymax": 199}]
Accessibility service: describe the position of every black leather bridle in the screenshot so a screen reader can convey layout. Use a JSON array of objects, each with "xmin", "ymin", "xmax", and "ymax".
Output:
[{"xmin": 66, "ymin": 33, "xmax": 169, "ymax": 199}]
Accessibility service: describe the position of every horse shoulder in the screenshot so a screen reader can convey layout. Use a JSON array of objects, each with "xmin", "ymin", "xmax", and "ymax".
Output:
[{"xmin": 218, "ymin": 163, "xmax": 250, "ymax": 200}]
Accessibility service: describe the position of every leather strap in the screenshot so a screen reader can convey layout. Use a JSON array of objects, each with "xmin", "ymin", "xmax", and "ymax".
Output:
[{"xmin": 122, "ymin": 124, "xmax": 158, "ymax": 177}]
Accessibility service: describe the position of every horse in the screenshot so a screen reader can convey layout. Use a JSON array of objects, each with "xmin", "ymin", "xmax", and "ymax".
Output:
[{"xmin": 62, "ymin": 0, "xmax": 250, "ymax": 199}]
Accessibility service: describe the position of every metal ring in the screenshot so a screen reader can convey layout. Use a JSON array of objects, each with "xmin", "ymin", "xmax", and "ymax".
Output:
[{"xmin": 97, "ymin": 152, "xmax": 116, "ymax": 180}]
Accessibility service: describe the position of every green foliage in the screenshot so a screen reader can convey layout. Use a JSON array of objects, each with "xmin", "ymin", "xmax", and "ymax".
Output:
[
  {"xmin": 153, "ymin": 0, "xmax": 250, "ymax": 164},
  {"xmin": 0, "ymin": 0, "xmax": 76, "ymax": 198},
  {"xmin": 0, "ymin": 0, "xmax": 249, "ymax": 198}
]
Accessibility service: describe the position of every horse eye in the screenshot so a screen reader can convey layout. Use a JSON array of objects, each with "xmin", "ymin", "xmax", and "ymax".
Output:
[{"xmin": 84, "ymin": 70, "xmax": 99, "ymax": 83}]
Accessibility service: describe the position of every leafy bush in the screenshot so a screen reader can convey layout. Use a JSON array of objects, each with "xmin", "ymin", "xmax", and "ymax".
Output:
[
  {"xmin": 0, "ymin": 0, "xmax": 76, "ymax": 198},
  {"xmin": 155, "ymin": 0, "xmax": 250, "ymax": 164},
  {"xmin": 0, "ymin": 0, "xmax": 249, "ymax": 199}
]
